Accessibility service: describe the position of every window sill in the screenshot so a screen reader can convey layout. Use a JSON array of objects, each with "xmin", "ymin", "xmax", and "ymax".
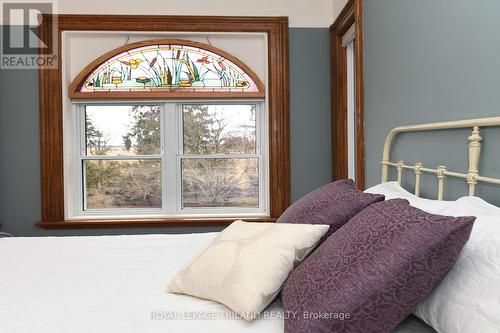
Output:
[{"xmin": 35, "ymin": 216, "xmax": 277, "ymax": 229}]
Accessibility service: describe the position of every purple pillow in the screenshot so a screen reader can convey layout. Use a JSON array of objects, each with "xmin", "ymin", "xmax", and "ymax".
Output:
[
  {"xmin": 277, "ymin": 179, "xmax": 384, "ymax": 238},
  {"xmin": 281, "ymin": 199, "xmax": 475, "ymax": 333}
]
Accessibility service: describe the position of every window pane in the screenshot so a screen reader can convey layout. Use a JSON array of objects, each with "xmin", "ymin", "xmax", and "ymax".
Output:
[
  {"xmin": 183, "ymin": 104, "xmax": 256, "ymax": 154},
  {"xmin": 182, "ymin": 158, "xmax": 259, "ymax": 208},
  {"xmin": 84, "ymin": 159, "xmax": 161, "ymax": 209},
  {"xmin": 85, "ymin": 105, "xmax": 160, "ymax": 156}
]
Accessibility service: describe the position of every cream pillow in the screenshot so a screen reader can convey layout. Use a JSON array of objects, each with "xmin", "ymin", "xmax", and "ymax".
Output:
[{"xmin": 167, "ymin": 220, "xmax": 329, "ymax": 320}]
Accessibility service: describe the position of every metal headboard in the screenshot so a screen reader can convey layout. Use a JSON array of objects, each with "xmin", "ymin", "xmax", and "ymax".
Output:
[{"xmin": 381, "ymin": 117, "xmax": 500, "ymax": 200}]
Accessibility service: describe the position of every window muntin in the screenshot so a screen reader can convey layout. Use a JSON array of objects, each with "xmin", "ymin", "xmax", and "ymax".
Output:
[{"xmin": 72, "ymin": 101, "xmax": 266, "ymax": 218}]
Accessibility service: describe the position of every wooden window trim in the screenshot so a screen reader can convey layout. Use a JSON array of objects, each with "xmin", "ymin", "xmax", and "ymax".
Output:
[
  {"xmin": 37, "ymin": 217, "xmax": 278, "ymax": 229},
  {"xmin": 37, "ymin": 15, "xmax": 290, "ymax": 229},
  {"xmin": 330, "ymin": 0, "xmax": 365, "ymax": 189}
]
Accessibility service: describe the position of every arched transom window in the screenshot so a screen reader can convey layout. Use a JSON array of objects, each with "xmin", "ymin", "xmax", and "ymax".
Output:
[{"xmin": 69, "ymin": 39, "xmax": 265, "ymax": 99}]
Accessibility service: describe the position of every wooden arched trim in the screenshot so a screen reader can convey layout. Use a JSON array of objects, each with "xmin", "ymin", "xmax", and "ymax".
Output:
[{"xmin": 69, "ymin": 38, "xmax": 265, "ymax": 99}]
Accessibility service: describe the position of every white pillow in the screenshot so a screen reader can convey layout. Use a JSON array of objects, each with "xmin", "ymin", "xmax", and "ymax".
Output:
[
  {"xmin": 413, "ymin": 196, "xmax": 500, "ymax": 333},
  {"xmin": 167, "ymin": 220, "xmax": 329, "ymax": 320},
  {"xmin": 365, "ymin": 181, "xmax": 456, "ymax": 214}
]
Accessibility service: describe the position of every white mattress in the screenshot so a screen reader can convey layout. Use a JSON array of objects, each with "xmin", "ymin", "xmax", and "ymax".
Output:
[{"xmin": 0, "ymin": 233, "xmax": 435, "ymax": 333}]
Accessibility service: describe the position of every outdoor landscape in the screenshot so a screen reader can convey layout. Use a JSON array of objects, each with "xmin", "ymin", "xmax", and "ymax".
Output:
[{"xmin": 84, "ymin": 104, "xmax": 259, "ymax": 210}]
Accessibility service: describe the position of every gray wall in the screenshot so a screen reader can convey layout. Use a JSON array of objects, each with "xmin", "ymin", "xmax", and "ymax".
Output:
[
  {"xmin": 0, "ymin": 28, "xmax": 332, "ymax": 236},
  {"xmin": 364, "ymin": 0, "xmax": 500, "ymax": 204},
  {"xmin": 289, "ymin": 28, "xmax": 332, "ymax": 201}
]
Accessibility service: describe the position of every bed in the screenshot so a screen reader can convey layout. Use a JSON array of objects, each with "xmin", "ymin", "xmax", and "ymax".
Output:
[
  {"xmin": 2, "ymin": 116, "xmax": 500, "ymax": 333},
  {"xmin": 0, "ymin": 233, "xmax": 434, "ymax": 333}
]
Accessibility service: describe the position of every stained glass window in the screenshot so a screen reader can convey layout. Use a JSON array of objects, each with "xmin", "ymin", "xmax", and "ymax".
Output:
[{"xmin": 70, "ymin": 39, "xmax": 264, "ymax": 97}]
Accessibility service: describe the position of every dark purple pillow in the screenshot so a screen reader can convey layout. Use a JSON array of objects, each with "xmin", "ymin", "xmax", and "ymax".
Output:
[
  {"xmin": 277, "ymin": 179, "xmax": 384, "ymax": 238},
  {"xmin": 281, "ymin": 199, "xmax": 475, "ymax": 333}
]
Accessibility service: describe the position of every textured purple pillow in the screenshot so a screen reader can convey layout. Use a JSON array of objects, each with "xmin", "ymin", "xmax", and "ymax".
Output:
[
  {"xmin": 281, "ymin": 199, "xmax": 475, "ymax": 333},
  {"xmin": 277, "ymin": 179, "xmax": 384, "ymax": 238}
]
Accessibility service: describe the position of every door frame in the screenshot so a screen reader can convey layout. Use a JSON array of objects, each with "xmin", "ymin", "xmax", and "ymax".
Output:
[{"xmin": 330, "ymin": 0, "xmax": 365, "ymax": 189}]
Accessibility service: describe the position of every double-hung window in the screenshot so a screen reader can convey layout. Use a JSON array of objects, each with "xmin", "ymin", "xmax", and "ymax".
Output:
[
  {"xmin": 69, "ymin": 102, "xmax": 267, "ymax": 219},
  {"xmin": 37, "ymin": 17, "xmax": 290, "ymax": 228}
]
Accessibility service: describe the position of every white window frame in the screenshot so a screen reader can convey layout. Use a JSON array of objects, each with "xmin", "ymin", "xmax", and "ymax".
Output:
[
  {"xmin": 64, "ymin": 99, "xmax": 268, "ymax": 220},
  {"xmin": 346, "ymin": 40, "xmax": 356, "ymax": 180}
]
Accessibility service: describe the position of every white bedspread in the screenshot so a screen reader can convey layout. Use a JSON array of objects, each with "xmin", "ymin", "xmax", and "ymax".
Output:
[{"xmin": 0, "ymin": 233, "xmax": 435, "ymax": 333}]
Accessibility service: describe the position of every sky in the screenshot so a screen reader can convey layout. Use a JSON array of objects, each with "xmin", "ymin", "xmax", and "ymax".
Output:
[{"xmin": 86, "ymin": 105, "xmax": 136, "ymax": 147}]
